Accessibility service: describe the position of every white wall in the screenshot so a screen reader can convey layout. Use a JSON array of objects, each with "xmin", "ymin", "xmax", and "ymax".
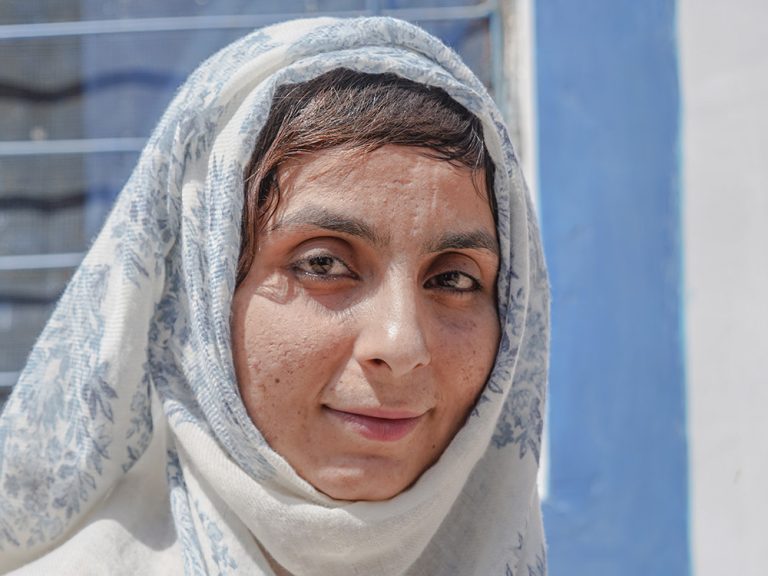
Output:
[{"xmin": 679, "ymin": 2, "xmax": 768, "ymax": 575}]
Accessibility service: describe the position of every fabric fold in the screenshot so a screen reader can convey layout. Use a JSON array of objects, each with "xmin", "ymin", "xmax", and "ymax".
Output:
[{"xmin": 0, "ymin": 16, "xmax": 548, "ymax": 575}]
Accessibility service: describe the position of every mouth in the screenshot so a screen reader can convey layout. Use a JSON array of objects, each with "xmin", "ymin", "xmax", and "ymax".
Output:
[{"xmin": 324, "ymin": 406, "xmax": 424, "ymax": 442}]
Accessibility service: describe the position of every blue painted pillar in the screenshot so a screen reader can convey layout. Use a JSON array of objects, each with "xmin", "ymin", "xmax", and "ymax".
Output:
[{"xmin": 535, "ymin": 2, "xmax": 689, "ymax": 574}]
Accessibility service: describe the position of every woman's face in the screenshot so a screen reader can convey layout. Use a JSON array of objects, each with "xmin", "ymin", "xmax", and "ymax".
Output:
[{"xmin": 232, "ymin": 145, "xmax": 500, "ymax": 501}]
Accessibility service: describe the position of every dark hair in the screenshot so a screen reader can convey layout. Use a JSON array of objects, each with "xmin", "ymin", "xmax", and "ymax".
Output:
[{"xmin": 238, "ymin": 68, "xmax": 495, "ymax": 285}]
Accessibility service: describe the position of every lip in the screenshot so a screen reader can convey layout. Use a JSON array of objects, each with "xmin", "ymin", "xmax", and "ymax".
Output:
[{"xmin": 324, "ymin": 406, "xmax": 424, "ymax": 442}]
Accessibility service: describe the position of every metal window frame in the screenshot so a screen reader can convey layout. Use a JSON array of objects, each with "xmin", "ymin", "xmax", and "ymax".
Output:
[
  {"xmin": 0, "ymin": 2, "xmax": 498, "ymax": 39},
  {"xmin": 0, "ymin": 0, "xmax": 506, "ymax": 393}
]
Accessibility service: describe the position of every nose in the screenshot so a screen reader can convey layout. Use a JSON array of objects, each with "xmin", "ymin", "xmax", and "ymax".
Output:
[{"xmin": 353, "ymin": 275, "xmax": 431, "ymax": 378}]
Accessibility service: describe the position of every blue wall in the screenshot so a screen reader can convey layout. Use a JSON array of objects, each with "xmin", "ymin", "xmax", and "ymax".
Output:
[{"xmin": 535, "ymin": 2, "xmax": 689, "ymax": 574}]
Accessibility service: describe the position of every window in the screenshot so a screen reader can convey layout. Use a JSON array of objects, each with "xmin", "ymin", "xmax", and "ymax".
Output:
[{"xmin": 0, "ymin": 0, "xmax": 521, "ymax": 406}]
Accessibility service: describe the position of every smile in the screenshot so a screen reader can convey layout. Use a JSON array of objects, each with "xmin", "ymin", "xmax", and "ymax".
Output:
[{"xmin": 324, "ymin": 406, "xmax": 424, "ymax": 442}]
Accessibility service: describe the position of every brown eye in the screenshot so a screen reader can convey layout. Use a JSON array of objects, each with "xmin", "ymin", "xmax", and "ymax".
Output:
[
  {"xmin": 292, "ymin": 253, "xmax": 356, "ymax": 279},
  {"xmin": 425, "ymin": 271, "xmax": 480, "ymax": 292},
  {"xmin": 307, "ymin": 255, "xmax": 334, "ymax": 274}
]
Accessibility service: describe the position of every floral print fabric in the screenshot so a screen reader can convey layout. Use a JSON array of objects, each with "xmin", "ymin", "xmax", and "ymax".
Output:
[{"xmin": 0, "ymin": 17, "xmax": 548, "ymax": 575}]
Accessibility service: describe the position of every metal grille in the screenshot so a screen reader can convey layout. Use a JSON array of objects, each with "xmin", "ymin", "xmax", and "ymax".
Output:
[{"xmin": 0, "ymin": 0, "xmax": 508, "ymax": 405}]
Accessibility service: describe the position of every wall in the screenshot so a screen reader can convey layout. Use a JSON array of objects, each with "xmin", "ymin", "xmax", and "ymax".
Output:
[
  {"xmin": 534, "ymin": 1, "xmax": 768, "ymax": 574},
  {"xmin": 534, "ymin": 1, "xmax": 688, "ymax": 574},
  {"xmin": 679, "ymin": 1, "xmax": 768, "ymax": 575}
]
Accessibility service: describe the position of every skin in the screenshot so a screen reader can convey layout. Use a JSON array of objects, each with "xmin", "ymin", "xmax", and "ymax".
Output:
[{"xmin": 231, "ymin": 145, "xmax": 500, "ymax": 501}]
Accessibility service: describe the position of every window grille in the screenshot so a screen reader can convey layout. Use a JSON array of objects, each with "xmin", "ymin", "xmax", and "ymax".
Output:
[{"xmin": 0, "ymin": 0, "xmax": 516, "ymax": 406}]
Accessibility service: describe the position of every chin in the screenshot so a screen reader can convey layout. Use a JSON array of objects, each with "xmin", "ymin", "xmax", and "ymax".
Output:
[{"xmin": 311, "ymin": 463, "xmax": 417, "ymax": 502}]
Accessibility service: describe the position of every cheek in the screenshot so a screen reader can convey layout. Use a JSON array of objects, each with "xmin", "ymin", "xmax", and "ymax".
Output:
[
  {"xmin": 436, "ymin": 308, "xmax": 500, "ymax": 406},
  {"xmin": 231, "ymin": 292, "xmax": 349, "ymax": 424}
]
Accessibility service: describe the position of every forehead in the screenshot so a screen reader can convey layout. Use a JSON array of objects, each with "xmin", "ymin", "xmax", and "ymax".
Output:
[{"xmin": 274, "ymin": 145, "xmax": 494, "ymax": 231}]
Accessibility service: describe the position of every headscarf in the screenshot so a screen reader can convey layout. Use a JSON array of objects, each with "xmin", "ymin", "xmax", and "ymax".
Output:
[{"xmin": 0, "ymin": 17, "xmax": 549, "ymax": 576}]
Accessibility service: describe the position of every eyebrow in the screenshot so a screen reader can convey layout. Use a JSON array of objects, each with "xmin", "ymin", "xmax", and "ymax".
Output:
[
  {"xmin": 271, "ymin": 205, "xmax": 498, "ymax": 256},
  {"xmin": 424, "ymin": 230, "xmax": 499, "ymax": 256},
  {"xmin": 270, "ymin": 205, "xmax": 386, "ymax": 246}
]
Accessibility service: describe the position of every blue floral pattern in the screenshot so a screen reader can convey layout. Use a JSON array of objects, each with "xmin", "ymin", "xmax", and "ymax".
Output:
[
  {"xmin": 0, "ymin": 17, "xmax": 548, "ymax": 574},
  {"xmin": 195, "ymin": 504, "xmax": 237, "ymax": 575}
]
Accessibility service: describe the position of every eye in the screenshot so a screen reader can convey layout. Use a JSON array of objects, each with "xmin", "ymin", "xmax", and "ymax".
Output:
[
  {"xmin": 424, "ymin": 270, "xmax": 480, "ymax": 293},
  {"xmin": 292, "ymin": 253, "xmax": 356, "ymax": 279}
]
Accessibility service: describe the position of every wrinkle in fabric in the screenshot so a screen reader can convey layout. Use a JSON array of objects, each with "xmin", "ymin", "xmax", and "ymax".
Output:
[{"xmin": 0, "ymin": 17, "xmax": 548, "ymax": 576}]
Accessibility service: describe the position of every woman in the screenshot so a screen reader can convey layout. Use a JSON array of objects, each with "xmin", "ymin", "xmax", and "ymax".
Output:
[{"xmin": 0, "ymin": 17, "xmax": 549, "ymax": 575}]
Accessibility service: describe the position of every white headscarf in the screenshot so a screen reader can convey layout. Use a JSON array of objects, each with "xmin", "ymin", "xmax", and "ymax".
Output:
[{"xmin": 0, "ymin": 17, "xmax": 548, "ymax": 576}]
